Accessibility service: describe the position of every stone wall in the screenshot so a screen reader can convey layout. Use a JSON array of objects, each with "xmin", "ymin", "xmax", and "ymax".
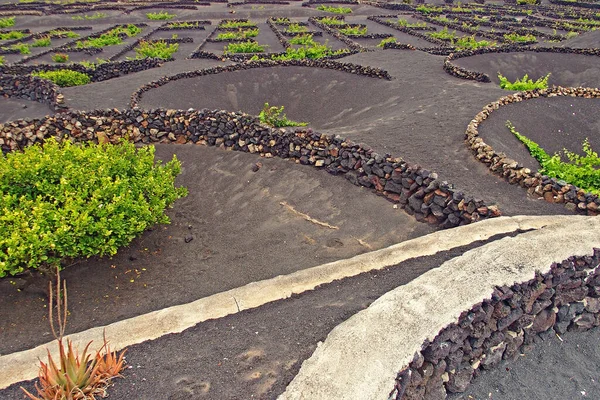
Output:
[
  {"xmin": 0, "ymin": 73, "xmax": 66, "ymax": 112},
  {"xmin": 466, "ymin": 86, "xmax": 600, "ymax": 215},
  {"xmin": 393, "ymin": 249, "xmax": 600, "ymax": 399},
  {"xmin": 0, "ymin": 105, "xmax": 499, "ymax": 228}
]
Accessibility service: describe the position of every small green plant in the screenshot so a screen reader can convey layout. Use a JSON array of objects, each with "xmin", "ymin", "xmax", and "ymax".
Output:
[
  {"xmin": 224, "ymin": 40, "xmax": 265, "ymax": 54},
  {"xmin": 79, "ymin": 58, "xmax": 109, "ymax": 68},
  {"xmin": 377, "ymin": 36, "xmax": 397, "ymax": 47},
  {"xmin": 317, "ymin": 16, "xmax": 346, "ymax": 26},
  {"xmin": 428, "ymin": 27, "xmax": 457, "ymax": 41},
  {"xmin": 134, "ymin": 40, "xmax": 179, "ymax": 59},
  {"xmin": 0, "ymin": 138, "xmax": 187, "ymax": 277},
  {"xmin": 0, "ymin": 31, "xmax": 26, "ymax": 41},
  {"xmin": 498, "ymin": 73, "xmax": 550, "ymax": 90},
  {"xmin": 269, "ymin": 40, "xmax": 347, "ymax": 60},
  {"xmin": 504, "ymin": 32, "xmax": 536, "ymax": 43},
  {"xmin": 167, "ymin": 21, "xmax": 199, "ymax": 28},
  {"xmin": 286, "ymin": 23, "xmax": 308, "ymax": 33},
  {"xmin": 316, "ymin": 4, "xmax": 352, "ymax": 14},
  {"xmin": 48, "ymin": 30, "xmax": 80, "ymax": 39},
  {"xmin": 219, "ymin": 20, "xmax": 257, "ymax": 29},
  {"xmin": 10, "ymin": 43, "xmax": 30, "ymax": 54},
  {"xmin": 32, "ymin": 69, "xmax": 91, "ymax": 87},
  {"xmin": 415, "ymin": 4, "xmax": 442, "ymax": 14},
  {"xmin": 0, "ymin": 16, "xmax": 15, "ymax": 29},
  {"xmin": 51, "ymin": 53, "xmax": 69, "ymax": 63},
  {"xmin": 32, "ymin": 37, "xmax": 51, "ymax": 47},
  {"xmin": 507, "ymin": 121, "xmax": 600, "ymax": 195},
  {"xmin": 565, "ymin": 31, "xmax": 579, "ymax": 39},
  {"xmin": 338, "ymin": 26, "xmax": 367, "ymax": 35},
  {"xmin": 0, "ymin": 56, "xmax": 4, "ymax": 65},
  {"xmin": 392, "ymin": 18, "xmax": 427, "ymax": 28},
  {"xmin": 455, "ymin": 35, "xmax": 495, "ymax": 49},
  {"xmin": 259, "ymin": 103, "xmax": 307, "ymax": 127},
  {"xmin": 216, "ymin": 28, "xmax": 259, "ymax": 40},
  {"xmin": 76, "ymin": 24, "xmax": 141, "ymax": 48},
  {"xmin": 517, "ymin": 0, "xmax": 538, "ymax": 4},
  {"xmin": 272, "ymin": 17, "xmax": 290, "ymax": 24},
  {"xmin": 289, "ymin": 34, "xmax": 316, "ymax": 45},
  {"xmin": 146, "ymin": 11, "xmax": 176, "ymax": 20},
  {"xmin": 72, "ymin": 12, "xmax": 107, "ymax": 20}
]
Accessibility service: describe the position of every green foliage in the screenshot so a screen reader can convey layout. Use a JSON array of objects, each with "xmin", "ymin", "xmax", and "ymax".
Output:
[
  {"xmin": 10, "ymin": 43, "xmax": 30, "ymax": 54},
  {"xmin": 317, "ymin": 16, "xmax": 345, "ymax": 26},
  {"xmin": 507, "ymin": 121, "xmax": 600, "ymax": 195},
  {"xmin": 377, "ymin": 37, "xmax": 397, "ymax": 47},
  {"xmin": 71, "ymin": 12, "xmax": 107, "ymax": 20},
  {"xmin": 32, "ymin": 69, "xmax": 91, "ymax": 87},
  {"xmin": 454, "ymin": 35, "xmax": 495, "ymax": 49},
  {"xmin": 517, "ymin": 0, "xmax": 538, "ymax": 4},
  {"xmin": 0, "ymin": 139, "xmax": 187, "ymax": 277},
  {"xmin": 216, "ymin": 28, "xmax": 259, "ymax": 40},
  {"xmin": 272, "ymin": 17, "xmax": 290, "ymax": 24},
  {"xmin": 134, "ymin": 40, "xmax": 179, "ymax": 59},
  {"xmin": 316, "ymin": 4, "xmax": 352, "ymax": 14},
  {"xmin": 0, "ymin": 31, "xmax": 26, "ymax": 41},
  {"xmin": 78, "ymin": 58, "xmax": 108, "ymax": 69},
  {"xmin": 146, "ymin": 11, "xmax": 176, "ymax": 20},
  {"xmin": 338, "ymin": 26, "xmax": 367, "ymax": 35},
  {"xmin": 415, "ymin": 4, "xmax": 442, "ymax": 14},
  {"xmin": 49, "ymin": 30, "xmax": 79, "ymax": 39},
  {"xmin": 0, "ymin": 56, "xmax": 4, "ymax": 65},
  {"xmin": 392, "ymin": 18, "xmax": 427, "ymax": 28},
  {"xmin": 269, "ymin": 40, "xmax": 347, "ymax": 60},
  {"xmin": 565, "ymin": 31, "xmax": 579, "ymax": 39},
  {"xmin": 286, "ymin": 23, "xmax": 308, "ymax": 33},
  {"xmin": 289, "ymin": 34, "xmax": 315, "ymax": 45},
  {"xmin": 32, "ymin": 36, "xmax": 52, "ymax": 47},
  {"xmin": 224, "ymin": 40, "xmax": 265, "ymax": 54},
  {"xmin": 503, "ymin": 32, "xmax": 536, "ymax": 42},
  {"xmin": 498, "ymin": 73, "xmax": 550, "ymax": 90},
  {"xmin": 259, "ymin": 103, "xmax": 307, "ymax": 127},
  {"xmin": 76, "ymin": 24, "xmax": 141, "ymax": 48},
  {"xmin": 0, "ymin": 17, "xmax": 15, "ymax": 29},
  {"xmin": 219, "ymin": 20, "xmax": 257, "ymax": 29},
  {"xmin": 51, "ymin": 53, "xmax": 69, "ymax": 63},
  {"xmin": 428, "ymin": 27, "xmax": 457, "ymax": 40},
  {"xmin": 167, "ymin": 21, "xmax": 200, "ymax": 28}
]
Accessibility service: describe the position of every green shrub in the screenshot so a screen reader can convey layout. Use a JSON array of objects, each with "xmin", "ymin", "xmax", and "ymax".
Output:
[
  {"xmin": 167, "ymin": 21, "xmax": 200, "ymax": 28},
  {"xmin": 415, "ymin": 4, "xmax": 442, "ymax": 14},
  {"xmin": 289, "ymin": 34, "xmax": 315, "ymax": 45},
  {"xmin": 72, "ymin": 12, "xmax": 107, "ymax": 20},
  {"xmin": 0, "ymin": 17, "xmax": 15, "ymax": 29},
  {"xmin": 498, "ymin": 73, "xmax": 550, "ymax": 90},
  {"xmin": 224, "ymin": 40, "xmax": 265, "ymax": 54},
  {"xmin": 272, "ymin": 17, "xmax": 290, "ymax": 24},
  {"xmin": 317, "ymin": 16, "xmax": 346, "ymax": 26},
  {"xmin": 377, "ymin": 37, "xmax": 397, "ymax": 47},
  {"xmin": 32, "ymin": 70, "xmax": 91, "ymax": 87},
  {"xmin": 219, "ymin": 20, "xmax": 257, "ymax": 29},
  {"xmin": 428, "ymin": 27, "xmax": 457, "ymax": 41},
  {"xmin": 51, "ymin": 53, "xmax": 69, "ymax": 63},
  {"xmin": 507, "ymin": 121, "xmax": 600, "ymax": 195},
  {"xmin": 0, "ymin": 56, "xmax": 4, "ymax": 65},
  {"xmin": 9, "ymin": 43, "xmax": 30, "ymax": 54},
  {"xmin": 0, "ymin": 31, "xmax": 26, "ymax": 41},
  {"xmin": 286, "ymin": 23, "xmax": 308, "ymax": 33},
  {"xmin": 32, "ymin": 36, "xmax": 52, "ymax": 47},
  {"xmin": 504, "ymin": 32, "xmax": 536, "ymax": 43},
  {"xmin": 316, "ymin": 4, "xmax": 352, "ymax": 14},
  {"xmin": 216, "ymin": 28, "xmax": 259, "ymax": 40},
  {"xmin": 134, "ymin": 40, "xmax": 179, "ymax": 59},
  {"xmin": 0, "ymin": 138, "xmax": 187, "ymax": 277},
  {"xmin": 146, "ymin": 11, "xmax": 176, "ymax": 20},
  {"xmin": 269, "ymin": 41, "xmax": 347, "ymax": 60},
  {"xmin": 49, "ymin": 30, "xmax": 79, "ymax": 39},
  {"xmin": 338, "ymin": 26, "xmax": 367, "ymax": 35},
  {"xmin": 391, "ymin": 18, "xmax": 427, "ymax": 28},
  {"xmin": 259, "ymin": 103, "xmax": 308, "ymax": 127},
  {"xmin": 76, "ymin": 24, "xmax": 141, "ymax": 48},
  {"xmin": 455, "ymin": 35, "xmax": 495, "ymax": 49}
]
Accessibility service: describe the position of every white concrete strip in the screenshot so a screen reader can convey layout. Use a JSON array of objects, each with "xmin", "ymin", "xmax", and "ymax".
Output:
[
  {"xmin": 279, "ymin": 216, "xmax": 600, "ymax": 400},
  {"xmin": 0, "ymin": 215, "xmax": 588, "ymax": 389}
]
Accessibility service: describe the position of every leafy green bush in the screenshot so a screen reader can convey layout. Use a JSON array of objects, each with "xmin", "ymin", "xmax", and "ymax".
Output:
[
  {"xmin": 49, "ymin": 30, "xmax": 80, "ymax": 39},
  {"xmin": 428, "ymin": 27, "xmax": 457, "ymax": 41},
  {"xmin": 76, "ymin": 24, "xmax": 141, "ymax": 48},
  {"xmin": 0, "ymin": 139, "xmax": 186, "ymax": 277},
  {"xmin": 391, "ymin": 18, "xmax": 427, "ymax": 28},
  {"xmin": 167, "ymin": 21, "xmax": 200, "ymax": 28},
  {"xmin": 224, "ymin": 40, "xmax": 266, "ymax": 54},
  {"xmin": 259, "ymin": 103, "xmax": 307, "ymax": 127},
  {"xmin": 316, "ymin": 4, "xmax": 352, "ymax": 14},
  {"xmin": 146, "ymin": 11, "xmax": 176, "ymax": 20},
  {"xmin": 9, "ymin": 43, "xmax": 30, "ymax": 54},
  {"xmin": 32, "ymin": 70, "xmax": 91, "ymax": 87},
  {"xmin": 272, "ymin": 17, "xmax": 290, "ymax": 24},
  {"xmin": 317, "ymin": 16, "xmax": 345, "ymax": 26},
  {"xmin": 216, "ymin": 28, "xmax": 259, "ymax": 40},
  {"xmin": 269, "ymin": 41, "xmax": 347, "ymax": 60},
  {"xmin": 51, "ymin": 53, "xmax": 69, "ymax": 63},
  {"xmin": 134, "ymin": 40, "xmax": 179, "ymax": 59},
  {"xmin": 415, "ymin": 4, "xmax": 442, "ymax": 14},
  {"xmin": 455, "ymin": 35, "xmax": 495, "ymax": 49},
  {"xmin": 0, "ymin": 16, "xmax": 15, "ymax": 29},
  {"xmin": 377, "ymin": 37, "xmax": 397, "ymax": 47},
  {"xmin": 32, "ymin": 36, "xmax": 52, "ymax": 47},
  {"xmin": 0, "ymin": 56, "xmax": 4, "ymax": 65},
  {"xmin": 286, "ymin": 23, "xmax": 308, "ymax": 33},
  {"xmin": 219, "ymin": 20, "xmax": 257, "ymax": 29},
  {"xmin": 72, "ymin": 12, "xmax": 107, "ymax": 20},
  {"xmin": 498, "ymin": 73, "xmax": 550, "ymax": 90},
  {"xmin": 507, "ymin": 121, "xmax": 600, "ymax": 195},
  {"xmin": 504, "ymin": 32, "xmax": 536, "ymax": 43},
  {"xmin": 0, "ymin": 31, "xmax": 26, "ymax": 40},
  {"xmin": 289, "ymin": 34, "xmax": 315, "ymax": 45},
  {"xmin": 338, "ymin": 26, "xmax": 367, "ymax": 35}
]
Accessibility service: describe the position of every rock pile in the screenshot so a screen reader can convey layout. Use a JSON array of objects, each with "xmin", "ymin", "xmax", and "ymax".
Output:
[
  {"xmin": 0, "ymin": 74, "xmax": 66, "ymax": 112},
  {"xmin": 393, "ymin": 250, "xmax": 600, "ymax": 400}
]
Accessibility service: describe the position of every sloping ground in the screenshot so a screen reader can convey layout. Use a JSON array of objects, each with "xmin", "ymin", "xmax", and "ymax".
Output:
[
  {"xmin": 560, "ymin": 29, "xmax": 600, "ymax": 49},
  {"xmin": 0, "ymin": 97, "xmax": 53, "ymax": 123},
  {"xmin": 452, "ymin": 51, "xmax": 600, "ymax": 88},
  {"xmin": 477, "ymin": 96, "xmax": 600, "ymax": 171},
  {"xmin": 0, "ymin": 143, "xmax": 433, "ymax": 355}
]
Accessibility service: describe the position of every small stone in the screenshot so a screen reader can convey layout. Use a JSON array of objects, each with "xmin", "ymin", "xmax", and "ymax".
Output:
[
  {"xmin": 251, "ymin": 162, "xmax": 262, "ymax": 172},
  {"xmin": 184, "ymin": 235, "xmax": 193, "ymax": 243}
]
